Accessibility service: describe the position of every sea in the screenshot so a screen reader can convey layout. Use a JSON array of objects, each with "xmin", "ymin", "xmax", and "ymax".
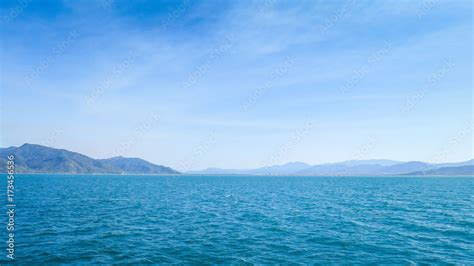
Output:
[{"xmin": 1, "ymin": 174, "xmax": 473, "ymax": 264}]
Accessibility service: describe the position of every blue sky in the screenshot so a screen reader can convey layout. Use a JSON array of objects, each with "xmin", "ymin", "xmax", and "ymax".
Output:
[{"xmin": 0, "ymin": 0, "xmax": 472, "ymax": 170}]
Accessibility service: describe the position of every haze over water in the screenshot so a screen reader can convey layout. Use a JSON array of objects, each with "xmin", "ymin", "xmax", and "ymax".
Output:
[{"xmin": 4, "ymin": 174, "xmax": 473, "ymax": 264}]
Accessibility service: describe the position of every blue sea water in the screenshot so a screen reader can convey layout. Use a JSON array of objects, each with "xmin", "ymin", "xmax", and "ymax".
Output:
[{"xmin": 1, "ymin": 174, "xmax": 473, "ymax": 264}]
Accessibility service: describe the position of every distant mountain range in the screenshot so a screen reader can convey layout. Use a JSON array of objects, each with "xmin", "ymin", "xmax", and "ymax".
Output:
[
  {"xmin": 188, "ymin": 159, "xmax": 474, "ymax": 176},
  {"xmin": 0, "ymin": 144, "xmax": 180, "ymax": 174},
  {"xmin": 406, "ymin": 165, "xmax": 474, "ymax": 175},
  {"xmin": 1, "ymin": 144, "xmax": 472, "ymax": 175}
]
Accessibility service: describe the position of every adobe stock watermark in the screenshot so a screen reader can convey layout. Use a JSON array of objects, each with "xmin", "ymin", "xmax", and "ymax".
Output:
[
  {"xmin": 102, "ymin": 0, "xmax": 191, "ymax": 30},
  {"xmin": 417, "ymin": 0, "xmax": 436, "ymax": 19},
  {"xmin": 339, "ymin": 41, "xmax": 393, "ymax": 95},
  {"xmin": 262, "ymin": 120, "xmax": 318, "ymax": 175},
  {"xmin": 333, "ymin": 136, "xmax": 378, "ymax": 177},
  {"xmin": 84, "ymin": 52, "xmax": 140, "ymax": 110},
  {"xmin": 429, "ymin": 121, "xmax": 473, "ymax": 164},
  {"xmin": 101, "ymin": 0, "xmax": 114, "ymax": 10},
  {"xmin": 175, "ymin": 132, "xmax": 217, "ymax": 174},
  {"xmin": 400, "ymin": 59, "xmax": 454, "ymax": 113},
  {"xmin": 181, "ymin": 34, "xmax": 235, "ymax": 90},
  {"xmin": 114, "ymin": 112, "xmax": 161, "ymax": 157},
  {"xmin": 24, "ymin": 30, "xmax": 80, "ymax": 88},
  {"xmin": 257, "ymin": 0, "xmax": 277, "ymax": 14},
  {"xmin": 317, "ymin": 0, "xmax": 354, "ymax": 39},
  {"xmin": 42, "ymin": 127, "xmax": 65, "ymax": 147},
  {"xmin": 1, "ymin": 0, "xmax": 32, "ymax": 24},
  {"xmin": 241, "ymin": 56, "xmax": 295, "ymax": 111},
  {"xmin": 160, "ymin": 0, "xmax": 191, "ymax": 30},
  {"xmin": 6, "ymin": 155, "xmax": 16, "ymax": 260}
]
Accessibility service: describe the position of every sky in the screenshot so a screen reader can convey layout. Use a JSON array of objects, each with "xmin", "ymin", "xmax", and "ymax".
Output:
[{"xmin": 0, "ymin": 0, "xmax": 472, "ymax": 171}]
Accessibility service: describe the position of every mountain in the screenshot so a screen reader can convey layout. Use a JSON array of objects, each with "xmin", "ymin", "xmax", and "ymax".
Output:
[
  {"xmin": 2, "ymin": 144, "xmax": 471, "ymax": 176},
  {"xmin": 187, "ymin": 162, "xmax": 312, "ymax": 175},
  {"xmin": 378, "ymin": 161, "xmax": 436, "ymax": 175},
  {"xmin": 188, "ymin": 161, "xmax": 390, "ymax": 175},
  {"xmin": 251, "ymin": 162, "xmax": 312, "ymax": 175},
  {"xmin": 436, "ymin": 159, "xmax": 474, "ymax": 168},
  {"xmin": 186, "ymin": 167, "xmax": 249, "ymax": 175},
  {"xmin": 99, "ymin": 156, "xmax": 180, "ymax": 174},
  {"xmin": 189, "ymin": 160, "xmax": 473, "ymax": 176},
  {"xmin": 292, "ymin": 161, "xmax": 439, "ymax": 175},
  {"xmin": 295, "ymin": 163, "xmax": 382, "ymax": 175},
  {"xmin": 0, "ymin": 144, "xmax": 180, "ymax": 174},
  {"xmin": 407, "ymin": 165, "xmax": 474, "ymax": 175},
  {"xmin": 332, "ymin": 159, "xmax": 402, "ymax": 167}
]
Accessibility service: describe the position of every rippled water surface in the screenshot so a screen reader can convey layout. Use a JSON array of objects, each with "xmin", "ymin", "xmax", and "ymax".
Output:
[{"xmin": 2, "ymin": 175, "xmax": 473, "ymax": 264}]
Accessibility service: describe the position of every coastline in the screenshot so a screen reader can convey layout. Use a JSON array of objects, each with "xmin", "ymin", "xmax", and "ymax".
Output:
[{"xmin": 7, "ymin": 173, "xmax": 474, "ymax": 177}]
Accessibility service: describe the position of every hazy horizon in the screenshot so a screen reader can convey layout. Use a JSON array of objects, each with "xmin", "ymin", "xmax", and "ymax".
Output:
[
  {"xmin": 2, "ymin": 143, "xmax": 473, "ymax": 172},
  {"xmin": 1, "ymin": 1, "xmax": 472, "ymax": 171}
]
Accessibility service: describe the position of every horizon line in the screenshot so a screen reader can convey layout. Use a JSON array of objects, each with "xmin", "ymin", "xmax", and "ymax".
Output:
[{"xmin": 2, "ymin": 143, "xmax": 473, "ymax": 172}]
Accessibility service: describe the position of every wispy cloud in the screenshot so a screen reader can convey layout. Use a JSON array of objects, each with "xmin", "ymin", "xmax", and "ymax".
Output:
[{"xmin": 1, "ymin": 0, "xmax": 471, "ymax": 168}]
